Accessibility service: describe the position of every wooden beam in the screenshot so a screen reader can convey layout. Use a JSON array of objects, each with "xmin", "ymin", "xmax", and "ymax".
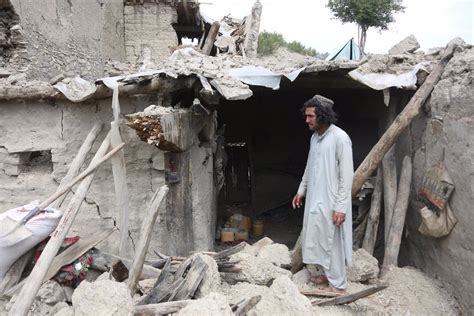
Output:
[
  {"xmin": 0, "ymin": 76, "xmax": 196, "ymax": 103},
  {"xmin": 133, "ymin": 300, "xmax": 192, "ymax": 316},
  {"xmin": 128, "ymin": 185, "xmax": 169, "ymax": 295},
  {"xmin": 383, "ymin": 156, "xmax": 412, "ymax": 269},
  {"xmin": 351, "ymin": 39, "xmax": 461, "ymax": 195},
  {"xmin": 362, "ymin": 169, "xmax": 383, "ymax": 255}
]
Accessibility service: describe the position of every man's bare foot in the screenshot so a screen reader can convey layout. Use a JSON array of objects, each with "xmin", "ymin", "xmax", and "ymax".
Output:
[{"xmin": 309, "ymin": 275, "xmax": 328, "ymax": 285}]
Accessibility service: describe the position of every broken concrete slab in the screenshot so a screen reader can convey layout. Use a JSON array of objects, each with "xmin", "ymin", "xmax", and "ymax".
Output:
[
  {"xmin": 257, "ymin": 243, "xmax": 291, "ymax": 268},
  {"xmin": 224, "ymin": 276, "xmax": 314, "ymax": 316},
  {"xmin": 348, "ymin": 248, "xmax": 380, "ymax": 283},
  {"xmin": 224, "ymin": 252, "xmax": 291, "ymax": 286},
  {"xmin": 291, "ymin": 267, "xmax": 311, "ymax": 288},
  {"xmin": 389, "ymin": 34, "xmax": 421, "ymax": 55},
  {"xmin": 71, "ymin": 279, "xmax": 133, "ymax": 316}
]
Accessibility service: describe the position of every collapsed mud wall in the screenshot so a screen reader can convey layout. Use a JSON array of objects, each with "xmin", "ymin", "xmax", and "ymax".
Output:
[
  {"xmin": 398, "ymin": 46, "xmax": 474, "ymax": 313},
  {"xmin": 5, "ymin": 0, "xmax": 125, "ymax": 81},
  {"xmin": 124, "ymin": 1, "xmax": 178, "ymax": 65}
]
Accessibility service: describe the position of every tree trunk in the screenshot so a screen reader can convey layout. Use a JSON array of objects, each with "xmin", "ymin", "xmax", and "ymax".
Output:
[{"xmin": 358, "ymin": 25, "xmax": 367, "ymax": 54}]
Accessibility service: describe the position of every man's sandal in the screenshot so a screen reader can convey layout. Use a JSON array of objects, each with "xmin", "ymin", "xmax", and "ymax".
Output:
[
  {"xmin": 309, "ymin": 275, "xmax": 328, "ymax": 285},
  {"xmin": 319, "ymin": 285, "xmax": 346, "ymax": 295}
]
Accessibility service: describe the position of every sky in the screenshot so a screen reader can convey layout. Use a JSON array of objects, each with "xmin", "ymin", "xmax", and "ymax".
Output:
[{"xmin": 200, "ymin": 0, "xmax": 473, "ymax": 54}]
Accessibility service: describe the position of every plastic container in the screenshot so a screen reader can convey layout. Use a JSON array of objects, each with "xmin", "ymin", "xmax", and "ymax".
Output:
[
  {"xmin": 252, "ymin": 220, "xmax": 264, "ymax": 237},
  {"xmin": 221, "ymin": 228, "xmax": 235, "ymax": 242}
]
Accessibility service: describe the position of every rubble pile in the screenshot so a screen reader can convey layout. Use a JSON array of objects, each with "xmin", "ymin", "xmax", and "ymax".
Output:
[{"xmin": 0, "ymin": 237, "xmax": 459, "ymax": 315}]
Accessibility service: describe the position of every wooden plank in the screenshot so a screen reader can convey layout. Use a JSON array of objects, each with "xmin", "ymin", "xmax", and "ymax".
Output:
[
  {"xmin": 139, "ymin": 258, "xmax": 173, "ymax": 305},
  {"xmin": 8, "ymin": 136, "xmax": 121, "ymax": 316},
  {"xmin": 383, "ymin": 156, "xmax": 412, "ymax": 269},
  {"xmin": 54, "ymin": 122, "xmax": 103, "ymax": 208},
  {"xmin": 233, "ymin": 295, "xmax": 262, "ymax": 316},
  {"xmin": 362, "ymin": 169, "xmax": 383, "ymax": 255},
  {"xmin": 314, "ymin": 284, "xmax": 388, "ymax": 306},
  {"xmin": 110, "ymin": 121, "xmax": 131, "ymax": 257},
  {"xmin": 351, "ymin": 39, "xmax": 461, "ymax": 195},
  {"xmin": 212, "ymin": 242, "xmax": 245, "ymax": 260},
  {"xmin": 170, "ymin": 256, "xmax": 208, "ymax": 301},
  {"xmin": 128, "ymin": 185, "xmax": 169, "ymax": 295}
]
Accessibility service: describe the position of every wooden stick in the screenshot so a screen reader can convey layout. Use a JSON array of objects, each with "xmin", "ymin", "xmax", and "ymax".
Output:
[
  {"xmin": 128, "ymin": 185, "xmax": 169, "ymax": 295},
  {"xmin": 54, "ymin": 122, "xmax": 103, "ymax": 208},
  {"xmin": 212, "ymin": 242, "xmax": 246, "ymax": 260},
  {"xmin": 110, "ymin": 121, "xmax": 130, "ymax": 257},
  {"xmin": 133, "ymin": 300, "xmax": 192, "ymax": 316},
  {"xmin": 362, "ymin": 169, "xmax": 383, "ymax": 255},
  {"xmin": 383, "ymin": 156, "xmax": 412, "ymax": 269},
  {"xmin": 314, "ymin": 283, "xmax": 388, "ymax": 306},
  {"xmin": 9, "ymin": 136, "xmax": 120, "ymax": 316},
  {"xmin": 351, "ymin": 39, "xmax": 460, "ymax": 195},
  {"xmin": 382, "ymin": 100, "xmax": 398, "ymax": 242}
]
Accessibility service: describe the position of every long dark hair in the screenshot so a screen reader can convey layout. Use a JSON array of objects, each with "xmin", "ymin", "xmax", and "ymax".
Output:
[{"xmin": 301, "ymin": 95, "xmax": 338, "ymax": 125}]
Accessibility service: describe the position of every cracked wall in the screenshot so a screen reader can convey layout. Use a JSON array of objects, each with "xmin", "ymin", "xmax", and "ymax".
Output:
[
  {"xmin": 6, "ymin": 0, "xmax": 125, "ymax": 81},
  {"xmin": 0, "ymin": 97, "xmax": 166, "ymax": 257},
  {"xmin": 398, "ymin": 46, "xmax": 474, "ymax": 313}
]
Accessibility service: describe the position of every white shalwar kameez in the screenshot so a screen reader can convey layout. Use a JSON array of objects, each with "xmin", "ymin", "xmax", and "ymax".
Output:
[{"xmin": 297, "ymin": 124, "xmax": 354, "ymax": 289}]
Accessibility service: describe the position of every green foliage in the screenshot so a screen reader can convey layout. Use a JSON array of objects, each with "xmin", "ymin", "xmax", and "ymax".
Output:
[
  {"xmin": 327, "ymin": 0, "xmax": 405, "ymax": 31},
  {"xmin": 257, "ymin": 31, "xmax": 318, "ymax": 56}
]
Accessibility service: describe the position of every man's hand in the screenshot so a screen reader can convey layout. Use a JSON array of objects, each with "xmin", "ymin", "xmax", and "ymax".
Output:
[
  {"xmin": 333, "ymin": 211, "xmax": 345, "ymax": 227},
  {"xmin": 292, "ymin": 194, "xmax": 304, "ymax": 209}
]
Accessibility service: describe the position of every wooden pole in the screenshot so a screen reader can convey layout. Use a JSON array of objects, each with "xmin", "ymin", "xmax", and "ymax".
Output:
[
  {"xmin": 383, "ymin": 156, "xmax": 412, "ymax": 269},
  {"xmin": 128, "ymin": 185, "xmax": 169, "ymax": 295},
  {"xmin": 110, "ymin": 121, "xmax": 130, "ymax": 257},
  {"xmin": 351, "ymin": 39, "xmax": 460, "ymax": 196},
  {"xmin": 202, "ymin": 21, "xmax": 220, "ymax": 55},
  {"xmin": 362, "ymin": 169, "xmax": 383, "ymax": 255},
  {"xmin": 290, "ymin": 233, "xmax": 304, "ymax": 274},
  {"xmin": 54, "ymin": 122, "xmax": 103, "ymax": 208},
  {"xmin": 9, "ymin": 136, "xmax": 120, "ymax": 316}
]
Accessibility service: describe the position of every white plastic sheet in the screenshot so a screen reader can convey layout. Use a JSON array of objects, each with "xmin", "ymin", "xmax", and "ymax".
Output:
[{"xmin": 54, "ymin": 77, "xmax": 97, "ymax": 102}]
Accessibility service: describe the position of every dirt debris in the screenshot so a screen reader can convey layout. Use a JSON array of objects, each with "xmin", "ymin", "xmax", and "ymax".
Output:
[
  {"xmin": 178, "ymin": 292, "xmax": 233, "ymax": 316},
  {"xmin": 347, "ymin": 248, "xmax": 379, "ymax": 283}
]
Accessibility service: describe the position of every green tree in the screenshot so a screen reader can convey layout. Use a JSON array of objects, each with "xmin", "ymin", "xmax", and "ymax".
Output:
[
  {"xmin": 257, "ymin": 31, "xmax": 318, "ymax": 56},
  {"xmin": 327, "ymin": 0, "xmax": 405, "ymax": 54},
  {"xmin": 257, "ymin": 31, "xmax": 285, "ymax": 56}
]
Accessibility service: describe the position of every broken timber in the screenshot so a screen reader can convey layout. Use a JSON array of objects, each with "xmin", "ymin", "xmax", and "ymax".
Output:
[
  {"xmin": 128, "ymin": 185, "xmax": 169, "ymax": 295},
  {"xmin": 313, "ymin": 284, "xmax": 388, "ymax": 307},
  {"xmin": 0, "ymin": 76, "xmax": 196, "ymax": 102},
  {"xmin": 362, "ymin": 169, "xmax": 383, "ymax": 255},
  {"xmin": 351, "ymin": 38, "xmax": 461, "ymax": 195}
]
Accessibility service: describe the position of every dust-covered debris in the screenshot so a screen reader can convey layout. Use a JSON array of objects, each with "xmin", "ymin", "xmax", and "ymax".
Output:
[
  {"xmin": 71, "ymin": 279, "xmax": 133, "ymax": 316},
  {"xmin": 389, "ymin": 34, "xmax": 421, "ymax": 55},
  {"xmin": 257, "ymin": 243, "xmax": 291, "ymax": 268},
  {"xmin": 224, "ymin": 252, "xmax": 292, "ymax": 285},
  {"xmin": 347, "ymin": 248, "xmax": 379, "ymax": 283},
  {"xmin": 178, "ymin": 292, "xmax": 233, "ymax": 316}
]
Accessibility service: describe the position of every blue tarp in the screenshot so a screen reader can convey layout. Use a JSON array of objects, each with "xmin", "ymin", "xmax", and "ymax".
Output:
[{"xmin": 326, "ymin": 38, "xmax": 361, "ymax": 61}]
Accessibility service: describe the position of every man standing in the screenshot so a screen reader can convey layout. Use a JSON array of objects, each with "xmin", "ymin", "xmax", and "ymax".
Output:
[{"xmin": 292, "ymin": 95, "xmax": 354, "ymax": 293}]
